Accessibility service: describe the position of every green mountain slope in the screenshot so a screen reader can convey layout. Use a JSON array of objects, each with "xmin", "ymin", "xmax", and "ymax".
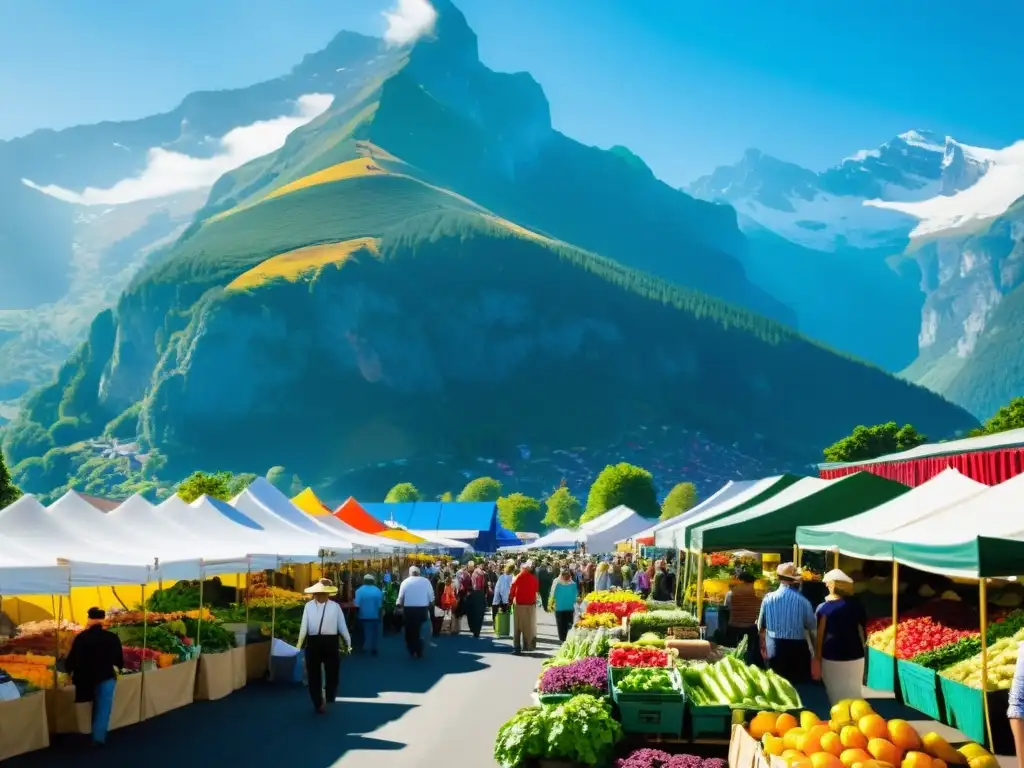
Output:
[{"xmin": 2, "ymin": 0, "xmax": 978, "ymax": 498}]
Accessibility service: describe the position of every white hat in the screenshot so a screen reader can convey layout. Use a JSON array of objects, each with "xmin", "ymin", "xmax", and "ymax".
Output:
[
  {"xmin": 823, "ymin": 568, "xmax": 853, "ymax": 584},
  {"xmin": 304, "ymin": 578, "xmax": 338, "ymax": 595},
  {"xmin": 776, "ymin": 562, "xmax": 800, "ymax": 581},
  {"xmin": 523, "ymin": 560, "xmax": 534, "ymax": 569}
]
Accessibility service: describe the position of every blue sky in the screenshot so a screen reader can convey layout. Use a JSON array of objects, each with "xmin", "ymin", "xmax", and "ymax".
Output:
[{"xmin": 1, "ymin": 0, "xmax": 1020, "ymax": 183}]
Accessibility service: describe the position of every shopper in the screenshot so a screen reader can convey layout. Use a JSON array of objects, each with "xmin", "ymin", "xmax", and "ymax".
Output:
[
  {"xmin": 464, "ymin": 563, "xmax": 488, "ymax": 637},
  {"xmin": 509, "ymin": 560, "xmax": 540, "ymax": 654},
  {"xmin": 297, "ymin": 579, "xmax": 352, "ymax": 714},
  {"xmin": 633, "ymin": 562, "xmax": 651, "ymax": 598},
  {"xmin": 652, "ymin": 560, "xmax": 676, "ymax": 602},
  {"xmin": 1008, "ymin": 640, "xmax": 1024, "ymax": 767},
  {"xmin": 353, "ymin": 573, "xmax": 384, "ymax": 656},
  {"xmin": 64, "ymin": 607, "xmax": 124, "ymax": 745},
  {"xmin": 397, "ymin": 565, "xmax": 435, "ymax": 658},
  {"xmin": 812, "ymin": 569, "xmax": 867, "ymax": 703},
  {"xmin": 492, "ymin": 563, "xmax": 514, "ymax": 619},
  {"xmin": 594, "ymin": 562, "xmax": 612, "ymax": 592},
  {"xmin": 552, "ymin": 567, "xmax": 578, "ymax": 642},
  {"xmin": 757, "ymin": 563, "xmax": 816, "ymax": 685},
  {"xmin": 537, "ymin": 560, "xmax": 554, "ymax": 612},
  {"xmin": 609, "ymin": 563, "xmax": 624, "ymax": 589},
  {"xmin": 725, "ymin": 568, "xmax": 764, "ymax": 665}
]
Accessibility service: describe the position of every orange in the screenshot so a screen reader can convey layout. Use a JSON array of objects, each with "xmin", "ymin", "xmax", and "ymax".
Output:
[
  {"xmin": 784, "ymin": 727, "xmax": 807, "ymax": 751},
  {"xmin": 868, "ymin": 738, "xmax": 903, "ymax": 766},
  {"xmin": 810, "ymin": 753, "xmax": 845, "ymax": 768},
  {"xmin": 802, "ymin": 711, "xmax": 822, "ymax": 730},
  {"xmin": 859, "ymin": 714, "xmax": 888, "ymax": 740},
  {"xmin": 764, "ymin": 735, "xmax": 785, "ymax": 756},
  {"xmin": 841, "ymin": 725, "xmax": 869, "ymax": 750},
  {"xmin": 751, "ymin": 711, "xmax": 781, "ymax": 740},
  {"xmin": 888, "ymin": 721, "xmax": 922, "ymax": 753},
  {"xmin": 933, "ymin": 761, "xmax": 946, "ymax": 768},
  {"xmin": 850, "ymin": 700, "xmax": 875, "ymax": 720},
  {"xmin": 799, "ymin": 725, "xmax": 831, "ymax": 755},
  {"xmin": 783, "ymin": 750, "xmax": 805, "ymax": 762},
  {"xmin": 841, "ymin": 749, "xmax": 872, "ymax": 768},
  {"xmin": 821, "ymin": 733, "xmax": 844, "ymax": 757},
  {"xmin": 831, "ymin": 719, "xmax": 854, "ymax": 733},
  {"xmin": 792, "ymin": 759, "xmax": 813, "ymax": 768},
  {"xmin": 776, "ymin": 713, "xmax": 799, "ymax": 736},
  {"xmin": 902, "ymin": 752, "xmax": 933, "ymax": 768}
]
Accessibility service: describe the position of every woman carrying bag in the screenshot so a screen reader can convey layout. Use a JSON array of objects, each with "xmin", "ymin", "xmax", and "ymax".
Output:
[{"xmin": 492, "ymin": 563, "xmax": 514, "ymax": 637}]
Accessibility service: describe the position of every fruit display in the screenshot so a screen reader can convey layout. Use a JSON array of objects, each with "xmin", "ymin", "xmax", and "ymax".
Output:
[
  {"xmin": 609, "ymin": 645, "xmax": 672, "ymax": 668},
  {"xmin": 751, "ymin": 700, "xmax": 998, "ymax": 768},
  {"xmin": 681, "ymin": 656, "xmax": 800, "ymax": 710},
  {"xmin": 538, "ymin": 656, "xmax": 609, "ymax": 696},
  {"xmin": 866, "ymin": 598, "xmax": 985, "ymax": 659},
  {"xmin": 552, "ymin": 627, "xmax": 625, "ymax": 661},
  {"xmin": 585, "ymin": 591, "xmax": 648, "ymax": 620},
  {"xmin": 940, "ymin": 628, "xmax": 1024, "ymax": 690},
  {"xmin": 578, "ymin": 612, "xmax": 621, "ymax": 629},
  {"xmin": 615, "ymin": 667, "xmax": 681, "ymax": 694},
  {"xmin": 0, "ymin": 653, "xmax": 67, "ymax": 690},
  {"xmin": 911, "ymin": 610, "xmax": 1024, "ymax": 671},
  {"xmin": 0, "ymin": 619, "xmax": 83, "ymax": 656}
]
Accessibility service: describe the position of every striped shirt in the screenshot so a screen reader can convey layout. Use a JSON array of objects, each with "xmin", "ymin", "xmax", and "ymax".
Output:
[
  {"xmin": 757, "ymin": 584, "xmax": 815, "ymax": 658},
  {"xmin": 1008, "ymin": 642, "xmax": 1024, "ymax": 719}
]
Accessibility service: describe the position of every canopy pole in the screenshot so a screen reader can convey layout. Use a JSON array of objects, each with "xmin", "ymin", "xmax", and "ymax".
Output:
[
  {"xmin": 681, "ymin": 549, "xmax": 692, "ymax": 609},
  {"xmin": 793, "ymin": 544, "xmax": 799, "ymax": 568},
  {"xmin": 832, "ymin": 549, "xmax": 839, "ymax": 570},
  {"xmin": 695, "ymin": 550, "xmax": 705, "ymax": 624},
  {"xmin": 51, "ymin": 595, "xmax": 60, "ymax": 690},
  {"xmin": 979, "ymin": 579, "xmax": 994, "ymax": 751},
  {"xmin": 675, "ymin": 549, "xmax": 685, "ymax": 606},
  {"xmin": 196, "ymin": 568, "xmax": 204, "ymax": 652},
  {"xmin": 140, "ymin": 584, "xmax": 148, "ymax": 723},
  {"xmin": 891, "ymin": 561, "xmax": 899, "ymax": 687}
]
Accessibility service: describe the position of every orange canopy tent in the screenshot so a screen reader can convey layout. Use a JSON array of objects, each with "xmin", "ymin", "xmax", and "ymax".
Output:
[{"xmin": 334, "ymin": 497, "xmax": 428, "ymax": 544}]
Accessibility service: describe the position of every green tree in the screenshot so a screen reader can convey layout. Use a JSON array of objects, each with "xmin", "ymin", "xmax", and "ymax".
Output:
[
  {"xmin": 660, "ymin": 481, "xmax": 698, "ymax": 521},
  {"xmin": 438, "ymin": 491, "xmax": 454, "ymax": 502},
  {"xmin": 583, "ymin": 463, "xmax": 660, "ymax": 522},
  {"xmin": 0, "ymin": 448, "xmax": 21, "ymax": 508},
  {"xmin": 822, "ymin": 422, "xmax": 927, "ymax": 463},
  {"xmin": 971, "ymin": 397, "xmax": 1024, "ymax": 437},
  {"xmin": 497, "ymin": 493, "xmax": 543, "ymax": 532},
  {"xmin": 385, "ymin": 482, "xmax": 422, "ymax": 502},
  {"xmin": 267, "ymin": 466, "xmax": 289, "ymax": 491},
  {"xmin": 176, "ymin": 470, "xmax": 254, "ymax": 502},
  {"xmin": 542, "ymin": 486, "xmax": 582, "ymax": 529},
  {"xmin": 457, "ymin": 476, "xmax": 503, "ymax": 502}
]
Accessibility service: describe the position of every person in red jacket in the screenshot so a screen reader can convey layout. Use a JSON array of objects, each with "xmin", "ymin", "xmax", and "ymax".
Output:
[{"xmin": 508, "ymin": 561, "xmax": 540, "ymax": 654}]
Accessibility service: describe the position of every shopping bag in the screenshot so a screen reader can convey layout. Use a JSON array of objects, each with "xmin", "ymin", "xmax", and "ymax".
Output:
[{"xmin": 494, "ymin": 609, "xmax": 511, "ymax": 638}]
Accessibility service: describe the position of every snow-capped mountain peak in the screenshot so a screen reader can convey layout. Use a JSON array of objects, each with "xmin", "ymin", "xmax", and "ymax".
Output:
[{"xmin": 687, "ymin": 129, "xmax": 1014, "ymax": 250}]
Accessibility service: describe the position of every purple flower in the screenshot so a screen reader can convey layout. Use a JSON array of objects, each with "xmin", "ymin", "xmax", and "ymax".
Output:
[
  {"xmin": 538, "ymin": 656, "xmax": 609, "ymax": 695},
  {"xmin": 615, "ymin": 750, "xmax": 709, "ymax": 768}
]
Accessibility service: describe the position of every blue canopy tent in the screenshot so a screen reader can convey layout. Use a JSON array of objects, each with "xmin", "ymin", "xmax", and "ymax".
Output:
[{"xmin": 364, "ymin": 501, "xmax": 505, "ymax": 552}]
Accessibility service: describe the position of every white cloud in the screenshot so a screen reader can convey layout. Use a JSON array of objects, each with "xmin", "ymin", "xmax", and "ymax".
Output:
[
  {"xmin": 383, "ymin": 0, "xmax": 437, "ymax": 46},
  {"xmin": 22, "ymin": 93, "xmax": 334, "ymax": 206}
]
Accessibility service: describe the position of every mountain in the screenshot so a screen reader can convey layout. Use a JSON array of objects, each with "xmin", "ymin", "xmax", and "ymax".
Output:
[
  {"xmin": 0, "ymin": 31, "xmax": 396, "ymax": 419},
  {"xmin": 1, "ymin": 0, "xmax": 976, "ymax": 501},
  {"xmin": 688, "ymin": 131, "xmax": 1024, "ymax": 411}
]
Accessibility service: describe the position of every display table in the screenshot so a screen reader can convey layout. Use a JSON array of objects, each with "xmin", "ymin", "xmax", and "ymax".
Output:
[
  {"xmin": 0, "ymin": 691, "xmax": 49, "ymax": 761},
  {"xmin": 46, "ymin": 673, "xmax": 142, "ymax": 734},
  {"xmin": 245, "ymin": 641, "xmax": 270, "ymax": 680},
  {"xmin": 195, "ymin": 652, "xmax": 234, "ymax": 701},
  {"xmin": 143, "ymin": 659, "xmax": 197, "ymax": 719},
  {"xmin": 230, "ymin": 646, "xmax": 247, "ymax": 690}
]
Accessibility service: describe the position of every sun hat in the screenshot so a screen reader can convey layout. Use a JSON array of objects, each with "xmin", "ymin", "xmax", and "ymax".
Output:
[
  {"xmin": 304, "ymin": 578, "xmax": 339, "ymax": 595},
  {"xmin": 363, "ymin": 573, "xmax": 376, "ymax": 583},
  {"xmin": 823, "ymin": 568, "xmax": 853, "ymax": 584},
  {"xmin": 776, "ymin": 562, "xmax": 800, "ymax": 581}
]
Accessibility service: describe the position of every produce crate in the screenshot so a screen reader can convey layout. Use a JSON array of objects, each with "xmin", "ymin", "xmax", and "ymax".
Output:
[
  {"xmin": 687, "ymin": 703, "xmax": 733, "ymax": 739},
  {"xmin": 896, "ymin": 660, "xmax": 942, "ymax": 720},
  {"xmin": 865, "ymin": 647, "xmax": 895, "ymax": 692},
  {"xmin": 608, "ymin": 666, "xmax": 685, "ymax": 737},
  {"xmin": 939, "ymin": 676, "xmax": 984, "ymax": 744}
]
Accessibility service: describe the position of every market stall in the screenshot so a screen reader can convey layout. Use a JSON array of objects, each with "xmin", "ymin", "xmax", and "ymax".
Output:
[{"xmin": 626, "ymin": 480, "xmax": 761, "ymax": 547}]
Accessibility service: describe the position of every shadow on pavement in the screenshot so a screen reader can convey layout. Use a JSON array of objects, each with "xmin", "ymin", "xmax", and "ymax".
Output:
[{"xmin": 21, "ymin": 682, "xmax": 409, "ymax": 768}]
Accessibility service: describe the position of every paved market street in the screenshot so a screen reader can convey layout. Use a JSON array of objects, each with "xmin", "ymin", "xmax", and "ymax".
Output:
[{"xmin": 21, "ymin": 611, "xmax": 558, "ymax": 768}]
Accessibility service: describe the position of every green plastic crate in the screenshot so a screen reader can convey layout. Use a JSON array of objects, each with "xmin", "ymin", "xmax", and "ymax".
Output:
[
  {"xmin": 688, "ymin": 703, "xmax": 733, "ymax": 739},
  {"xmin": 865, "ymin": 647, "xmax": 895, "ymax": 692},
  {"xmin": 609, "ymin": 666, "xmax": 684, "ymax": 702},
  {"xmin": 939, "ymin": 676, "xmax": 986, "ymax": 744},
  {"xmin": 618, "ymin": 697, "xmax": 686, "ymax": 736},
  {"xmin": 897, "ymin": 660, "xmax": 942, "ymax": 720}
]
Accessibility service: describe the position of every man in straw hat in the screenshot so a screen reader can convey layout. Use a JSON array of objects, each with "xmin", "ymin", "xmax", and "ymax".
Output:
[
  {"xmin": 297, "ymin": 578, "xmax": 352, "ymax": 713},
  {"xmin": 756, "ymin": 562, "xmax": 816, "ymax": 684}
]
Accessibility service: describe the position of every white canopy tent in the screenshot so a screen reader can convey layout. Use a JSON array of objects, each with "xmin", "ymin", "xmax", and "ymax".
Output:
[
  {"xmin": 0, "ymin": 536, "xmax": 70, "ymax": 596},
  {"xmin": 578, "ymin": 505, "xmax": 651, "ymax": 553},
  {"xmin": 655, "ymin": 475, "xmax": 796, "ymax": 551},
  {"xmin": 232, "ymin": 479, "xmax": 373, "ymax": 557},
  {"xmin": 0, "ymin": 495, "xmax": 151, "ymax": 586},
  {"xmin": 620, "ymin": 480, "xmax": 760, "ymax": 545},
  {"xmin": 525, "ymin": 527, "xmax": 581, "ymax": 551},
  {"xmin": 796, "ymin": 468, "xmax": 988, "ymax": 560}
]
